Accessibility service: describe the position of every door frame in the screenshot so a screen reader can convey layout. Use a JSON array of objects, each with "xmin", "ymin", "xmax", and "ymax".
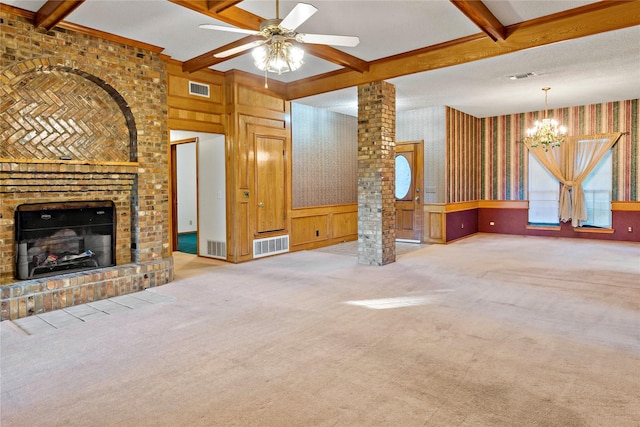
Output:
[{"xmin": 169, "ymin": 137, "xmax": 199, "ymax": 252}]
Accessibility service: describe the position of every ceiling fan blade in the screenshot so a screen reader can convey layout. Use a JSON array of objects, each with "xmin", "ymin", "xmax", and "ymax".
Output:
[
  {"xmin": 199, "ymin": 24, "xmax": 259, "ymax": 35},
  {"xmin": 214, "ymin": 40, "xmax": 266, "ymax": 58},
  {"xmin": 296, "ymin": 33, "xmax": 360, "ymax": 47},
  {"xmin": 280, "ymin": 3, "xmax": 317, "ymax": 31}
]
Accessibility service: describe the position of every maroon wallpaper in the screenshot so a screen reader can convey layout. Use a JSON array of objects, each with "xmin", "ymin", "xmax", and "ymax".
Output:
[
  {"xmin": 478, "ymin": 208, "xmax": 639, "ymax": 242},
  {"xmin": 446, "ymin": 209, "xmax": 479, "ymax": 242}
]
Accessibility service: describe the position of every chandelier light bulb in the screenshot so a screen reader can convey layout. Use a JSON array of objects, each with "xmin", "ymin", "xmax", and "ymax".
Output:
[
  {"xmin": 252, "ymin": 38, "xmax": 304, "ymax": 75},
  {"xmin": 524, "ymin": 88, "xmax": 566, "ymax": 151}
]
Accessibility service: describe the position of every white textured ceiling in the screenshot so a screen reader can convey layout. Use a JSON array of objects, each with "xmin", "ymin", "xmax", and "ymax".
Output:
[{"xmin": 3, "ymin": 0, "xmax": 639, "ymax": 117}]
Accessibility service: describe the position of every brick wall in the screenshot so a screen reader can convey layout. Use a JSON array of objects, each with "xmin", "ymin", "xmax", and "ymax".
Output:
[
  {"xmin": 0, "ymin": 8, "xmax": 171, "ymax": 320},
  {"xmin": 357, "ymin": 81, "xmax": 396, "ymax": 266}
]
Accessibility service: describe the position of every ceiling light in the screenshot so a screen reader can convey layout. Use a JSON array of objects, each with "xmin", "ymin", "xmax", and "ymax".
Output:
[
  {"xmin": 252, "ymin": 36, "xmax": 304, "ymax": 72},
  {"xmin": 524, "ymin": 87, "xmax": 566, "ymax": 151}
]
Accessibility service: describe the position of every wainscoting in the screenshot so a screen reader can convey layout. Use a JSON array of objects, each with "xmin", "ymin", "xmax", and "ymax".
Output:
[{"xmin": 290, "ymin": 204, "xmax": 358, "ymax": 251}]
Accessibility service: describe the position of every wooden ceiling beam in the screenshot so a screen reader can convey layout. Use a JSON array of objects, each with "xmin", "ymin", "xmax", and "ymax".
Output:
[
  {"xmin": 207, "ymin": 1, "xmax": 243, "ymax": 13},
  {"xmin": 168, "ymin": 0, "xmax": 262, "ymax": 30},
  {"xmin": 298, "ymin": 43, "xmax": 369, "ymax": 73},
  {"xmin": 450, "ymin": 0, "xmax": 506, "ymax": 41},
  {"xmin": 286, "ymin": 1, "xmax": 640, "ymax": 101},
  {"xmin": 34, "ymin": 0, "xmax": 85, "ymax": 30},
  {"xmin": 182, "ymin": 35, "xmax": 264, "ymax": 73}
]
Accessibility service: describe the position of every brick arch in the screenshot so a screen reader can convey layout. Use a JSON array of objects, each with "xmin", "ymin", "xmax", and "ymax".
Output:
[{"xmin": 0, "ymin": 58, "xmax": 137, "ymax": 162}]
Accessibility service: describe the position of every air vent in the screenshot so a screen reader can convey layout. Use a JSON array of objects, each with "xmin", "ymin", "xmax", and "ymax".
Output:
[
  {"xmin": 189, "ymin": 81, "xmax": 210, "ymax": 98},
  {"xmin": 253, "ymin": 235, "xmax": 289, "ymax": 258},
  {"xmin": 507, "ymin": 72, "xmax": 537, "ymax": 80},
  {"xmin": 206, "ymin": 240, "xmax": 226, "ymax": 259}
]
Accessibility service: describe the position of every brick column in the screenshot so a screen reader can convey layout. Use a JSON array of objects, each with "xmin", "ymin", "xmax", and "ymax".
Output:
[{"xmin": 357, "ymin": 81, "xmax": 396, "ymax": 266}]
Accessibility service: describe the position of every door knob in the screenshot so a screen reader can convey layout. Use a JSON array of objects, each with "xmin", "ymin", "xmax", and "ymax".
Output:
[
  {"xmin": 415, "ymin": 196, "xmax": 420, "ymax": 201},
  {"xmin": 258, "ymin": 202, "xmax": 265, "ymax": 207}
]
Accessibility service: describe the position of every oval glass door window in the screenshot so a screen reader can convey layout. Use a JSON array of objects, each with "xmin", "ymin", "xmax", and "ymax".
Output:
[{"xmin": 395, "ymin": 155, "xmax": 412, "ymax": 199}]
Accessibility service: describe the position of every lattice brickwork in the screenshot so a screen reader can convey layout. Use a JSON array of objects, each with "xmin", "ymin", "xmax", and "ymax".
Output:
[{"xmin": 0, "ymin": 70, "xmax": 130, "ymax": 162}]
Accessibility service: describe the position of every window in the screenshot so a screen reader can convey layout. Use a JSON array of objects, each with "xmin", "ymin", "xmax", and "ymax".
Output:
[
  {"xmin": 527, "ymin": 148, "xmax": 612, "ymax": 228},
  {"xmin": 528, "ymin": 152, "xmax": 559, "ymax": 225},
  {"xmin": 581, "ymin": 149, "xmax": 612, "ymax": 228}
]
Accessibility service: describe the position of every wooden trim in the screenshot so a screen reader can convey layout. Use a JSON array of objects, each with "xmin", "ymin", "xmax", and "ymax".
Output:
[
  {"xmin": 612, "ymin": 201, "xmax": 640, "ymax": 212},
  {"xmin": 290, "ymin": 203, "xmax": 358, "ymax": 217},
  {"xmin": 478, "ymin": 200, "xmax": 529, "ymax": 209},
  {"xmin": 526, "ymin": 224, "xmax": 561, "ymax": 231},
  {"xmin": 445, "ymin": 200, "xmax": 530, "ymax": 211},
  {"xmin": 1, "ymin": 3, "xmax": 32, "ymax": 18},
  {"xmin": 0, "ymin": 158, "xmax": 138, "ymax": 168},
  {"xmin": 170, "ymin": 137, "xmax": 198, "ymax": 146},
  {"xmin": 423, "ymin": 203, "xmax": 446, "ymax": 210},
  {"xmin": 449, "ymin": 200, "xmax": 639, "ymax": 212},
  {"xmin": 59, "ymin": 21, "xmax": 165, "ymax": 53},
  {"xmin": 168, "ymin": 120, "xmax": 224, "ymax": 134},
  {"xmin": 170, "ymin": 144, "xmax": 178, "ymax": 252},
  {"xmin": 573, "ymin": 227, "xmax": 615, "ymax": 234},
  {"xmin": 445, "ymin": 201, "xmax": 479, "ymax": 212}
]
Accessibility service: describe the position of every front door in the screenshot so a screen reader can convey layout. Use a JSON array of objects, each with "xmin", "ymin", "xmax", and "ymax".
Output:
[{"xmin": 395, "ymin": 140, "xmax": 424, "ymax": 242}]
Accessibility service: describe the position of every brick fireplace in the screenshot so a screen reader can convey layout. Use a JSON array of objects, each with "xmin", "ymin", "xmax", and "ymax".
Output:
[{"xmin": 1, "ymin": 9, "xmax": 173, "ymax": 321}]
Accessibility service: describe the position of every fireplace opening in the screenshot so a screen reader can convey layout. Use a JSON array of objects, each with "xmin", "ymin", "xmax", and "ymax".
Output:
[{"xmin": 15, "ymin": 201, "xmax": 116, "ymax": 280}]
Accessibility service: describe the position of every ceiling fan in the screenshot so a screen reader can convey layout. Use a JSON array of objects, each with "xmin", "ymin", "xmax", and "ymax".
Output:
[{"xmin": 199, "ymin": 1, "xmax": 360, "ymax": 72}]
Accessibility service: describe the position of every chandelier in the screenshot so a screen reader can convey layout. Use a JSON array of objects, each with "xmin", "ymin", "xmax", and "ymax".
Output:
[
  {"xmin": 252, "ymin": 36, "xmax": 304, "ymax": 75},
  {"xmin": 524, "ymin": 87, "xmax": 567, "ymax": 151}
]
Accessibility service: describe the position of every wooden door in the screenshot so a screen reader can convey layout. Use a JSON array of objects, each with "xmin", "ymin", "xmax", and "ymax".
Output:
[
  {"xmin": 395, "ymin": 140, "xmax": 424, "ymax": 242},
  {"xmin": 255, "ymin": 135, "xmax": 286, "ymax": 233}
]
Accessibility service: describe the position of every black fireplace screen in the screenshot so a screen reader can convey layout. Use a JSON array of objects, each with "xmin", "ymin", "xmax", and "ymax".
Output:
[{"xmin": 15, "ymin": 201, "xmax": 116, "ymax": 280}]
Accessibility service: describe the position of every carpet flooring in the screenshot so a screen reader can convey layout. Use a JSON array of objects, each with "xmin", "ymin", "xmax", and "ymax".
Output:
[{"xmin": 1, "ymin": 234, "xmax": 639, "ymax": 426}]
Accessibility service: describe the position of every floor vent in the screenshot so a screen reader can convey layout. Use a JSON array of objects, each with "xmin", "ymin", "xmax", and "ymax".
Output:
[
  {"xmin": 253, "ymin": 235, "xmax": 289, "ymax": 258},
  {"xmin": 189, "ymin": 81, "xmax": 210, "ymax": 98},
  {"xmin": 206, "ymin": 240, "xmax": 226, "ymax": 259}
]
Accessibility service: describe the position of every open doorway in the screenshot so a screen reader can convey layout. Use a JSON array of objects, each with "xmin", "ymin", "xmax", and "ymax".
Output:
[{"xmin": 170, "ymin": 131, "xmax": 226, "ymax": 259}]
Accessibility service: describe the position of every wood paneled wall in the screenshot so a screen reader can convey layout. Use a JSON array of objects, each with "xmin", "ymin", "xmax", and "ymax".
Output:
[
  {"xmin": 290, "ymin": 204, "xmax": 358, "ymax": 251},
  {"xmin": 226, "ymin": 72, "xmax": 290, "ymax": 262},
  {"xmin": 166, "ymin": 64, "xmax": 294, "ymax": 262},
  {"xmin": 166, "ymin": 60, "xmax": 226, "ymax": 134}
]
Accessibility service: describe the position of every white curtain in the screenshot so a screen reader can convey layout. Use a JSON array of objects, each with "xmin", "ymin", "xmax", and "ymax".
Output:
[{"xmin": 525, "ymin": 132, "xmax": 621, "ymax": 227}]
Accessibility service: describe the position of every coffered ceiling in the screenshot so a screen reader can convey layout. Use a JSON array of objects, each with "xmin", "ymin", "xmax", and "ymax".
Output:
[{"xmin": 3, "ymin": 0, "xmax": 640, "ymax": 117}]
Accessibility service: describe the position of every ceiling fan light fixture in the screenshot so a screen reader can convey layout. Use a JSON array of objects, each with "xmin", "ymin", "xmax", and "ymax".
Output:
[{"xmin": 252, "ymin": 38, "xmax": 304, "ymax": 75}]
